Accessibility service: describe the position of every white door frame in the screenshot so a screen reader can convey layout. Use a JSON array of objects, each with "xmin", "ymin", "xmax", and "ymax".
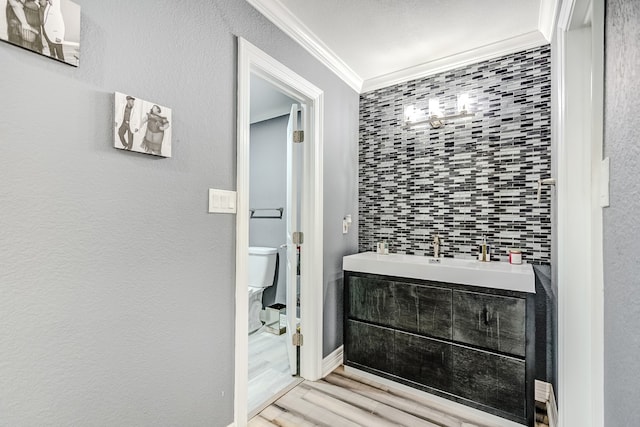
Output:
[
  {"xmin": 556, "ymin": 0, "xmax": 604, "ymax": 425},
  {"xmin": 234, "ymin": 37, "xmax": 324, "ymax": 426}
]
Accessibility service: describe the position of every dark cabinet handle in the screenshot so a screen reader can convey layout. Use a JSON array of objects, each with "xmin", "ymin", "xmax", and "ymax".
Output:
[{"xmin": 482, "ymin": 306, "xmax": 489, "ymax": 326}]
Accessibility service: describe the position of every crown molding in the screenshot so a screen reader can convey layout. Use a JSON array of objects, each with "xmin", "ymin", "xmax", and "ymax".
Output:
[
  {"xmin": 247, "ymin": 0, "xmax": 363, "ymax": 93},
  {"xmin": 249, "ymin": 1, "xmax": 552, "ymax": 94},
  {"xmin": 558, "ymin": 0, "xmax": 593, "ymax": 31},
  {"xmin": 361, "ymin": 30, "xmax": 549, "ymax": 93},
  {"xmin": 539, "ymin": 0, "xmax": 560, "ymax": 42}
]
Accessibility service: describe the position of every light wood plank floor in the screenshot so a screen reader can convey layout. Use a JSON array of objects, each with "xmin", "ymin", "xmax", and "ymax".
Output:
[
  {"xmin": 248, "ymin": 327, "xmax": 298, "ymax": 414},
  {"xmin": 250, "ymin": 366, "xmax": 544, "ymax": 427}
]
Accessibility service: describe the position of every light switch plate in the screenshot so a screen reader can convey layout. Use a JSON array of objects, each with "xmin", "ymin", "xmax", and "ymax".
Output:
[
  {"xmin": 209, "ymin": 189, "xmax": 237, "ymax": 214},
  {"xmin": 599, "ymin": 157, "xmax": 610, "ymax": 207}
]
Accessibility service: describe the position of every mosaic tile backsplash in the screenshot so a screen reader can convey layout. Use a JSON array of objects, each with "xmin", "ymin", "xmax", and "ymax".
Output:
[{"xmin": 359, "ymin": 46, "xmax": 551, "ymax": 264}]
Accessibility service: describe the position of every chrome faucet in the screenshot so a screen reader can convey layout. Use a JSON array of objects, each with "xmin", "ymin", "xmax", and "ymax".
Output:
[{"xmin": 432, "ymin": 235, "xmax": 442, "ymax": 258}]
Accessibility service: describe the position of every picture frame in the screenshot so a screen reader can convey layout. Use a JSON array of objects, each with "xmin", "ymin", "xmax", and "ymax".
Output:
[
  {"xmin": 0, "ymin": 0, "xmax": 81, "ymax": 67},
  {"xmin": 114, "ymin": 92, "xmax": 173, "ymax": 158}
]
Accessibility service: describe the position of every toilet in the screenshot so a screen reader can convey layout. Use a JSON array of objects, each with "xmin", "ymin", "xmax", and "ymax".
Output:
[{"xmin": 248, "ymin": 246, "xmax": 278, "ymax": 333}]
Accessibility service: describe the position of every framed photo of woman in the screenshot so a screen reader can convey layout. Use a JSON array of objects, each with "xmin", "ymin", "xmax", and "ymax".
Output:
[
  {"xmin": 114, "ymin": 92, "xmax": 173, "ymax": 158},
  {"xmin": 0, "ymin": 0, "xmax": 81, "ymax": 66}
]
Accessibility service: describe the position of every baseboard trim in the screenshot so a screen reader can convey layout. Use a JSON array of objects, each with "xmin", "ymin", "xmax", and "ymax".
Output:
[
  {"xmin": 548, "ymin": 384, "xmax": 558, "ymax": 427},
  {"xmin": 535, "ymin": 379, "xmax": 550, "ymax": 402},
  {"xmin": 535, "ymin": 380, "xmax": 558, "ymax": 427},
  {"xmin": 226, "ymin": 422, "xmax": 236, "ymax": 427},
  {"xmin": 322, "ymin": 345, "xmax": 343, "ymax": 377}
]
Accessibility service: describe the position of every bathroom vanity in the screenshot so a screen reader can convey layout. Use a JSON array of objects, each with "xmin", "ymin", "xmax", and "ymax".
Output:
[{"xmin": 343, "ymin": 252, "xmax": 536, "ymax": 426}]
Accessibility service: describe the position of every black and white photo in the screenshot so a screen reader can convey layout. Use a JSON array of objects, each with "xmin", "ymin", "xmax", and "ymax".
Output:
[
  {"xmin": 0, "ymin": 0, "xmax": 80, "ymax": 66},
  {"xmin": 114, "ymin": 92, "xmax": 173, "ymax": 158}
]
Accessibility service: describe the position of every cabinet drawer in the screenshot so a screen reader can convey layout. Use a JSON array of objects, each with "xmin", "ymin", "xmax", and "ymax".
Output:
[
  {"xmin": 415, "ymin": 285, "xmax": 452, "ymax": 340},
  {"xmin": 348, "ymin": 276, "xmax": 395, "ymax": 325},
  {"xmin": 390, "ymin": 282, "xmax": 452, "ymax": 339},
  {"xmin": 394, "ymin": 331, "xmax": 451, "ymax": 393},
  {"xmin": 453, "ymin": 291, "xmax": 525, "ymax": 357},
  {"xmin": 452, "ymin": 345, "xmax": 526, "ymax": 419},
  {"xmin": 345, "ymin": 320, "xmax": 394, "ymax": 374},
  {"xmin": 349, "ymin": 275, "xmax": 452, "ymax": 339}
]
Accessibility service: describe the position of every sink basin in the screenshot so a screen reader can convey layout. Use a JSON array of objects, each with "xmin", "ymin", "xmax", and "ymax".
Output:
[{"xmin": 343, "ymin": 252, "xmax": 535, "ymax": 293}]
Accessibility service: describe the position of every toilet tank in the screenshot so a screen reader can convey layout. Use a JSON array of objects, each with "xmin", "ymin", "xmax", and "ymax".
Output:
[{"xmin": 248, "ymin": 246, "xmax": 278, "ymax": 288}]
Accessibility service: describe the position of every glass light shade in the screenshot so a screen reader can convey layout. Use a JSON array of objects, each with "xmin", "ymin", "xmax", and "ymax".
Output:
[
  {"xmin": 428, "ymin": 98, "xmax": 441, "ymax": 117},
  {"xmin": 457, "ymin": 93, "xmax": 470, "ymax": 112},
  {"xmin": 404, "ymin": 105, "xmax": 417, "ymax": 122}
]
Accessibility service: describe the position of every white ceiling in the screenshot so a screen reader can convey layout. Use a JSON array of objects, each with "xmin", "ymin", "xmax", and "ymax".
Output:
[{"xmin": 247, "ymin": 0, "xmax": 557, "ymax": 92}]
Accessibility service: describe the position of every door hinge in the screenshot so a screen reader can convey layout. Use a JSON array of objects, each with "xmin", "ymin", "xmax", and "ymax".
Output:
[
  {"xmin": 293, "ymin": 130, "xmax": 304, "ymax": 143},
  {"xmin": 293, "ymin": 231, "xmax": 304, "ymax": 245},
  {"xmin": 292, "ymin": 330, "xmax": 303, "ymax": 347}
]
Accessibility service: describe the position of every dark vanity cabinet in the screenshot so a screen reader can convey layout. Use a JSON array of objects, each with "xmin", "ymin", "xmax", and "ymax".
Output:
[{"xmin": 344, "ymin": 271, "xmax": 535, "ymax": 426}]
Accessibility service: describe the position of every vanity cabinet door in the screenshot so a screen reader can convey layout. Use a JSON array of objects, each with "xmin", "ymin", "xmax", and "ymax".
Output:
[
  {"xmin": 392, "ymin": 282, "xmax": 452, "ymax": 338},
  {"xmin": 452, "ymin": 291, "xmax": 526, "ymax": 357},
  {"xmin": 348, "ymin": 276, "xmax": 395, "ymax": 326},
  {"xmin": 452, "ymin": 345, "xmax": 526, "ymax": 419},
  {"xmin": 345, "ymin": 319, "xmax": 394, "ymax": 374},
  {"xmin": 394, "ymin": 331, "xmax": 452, "ymax": 393},
  {"xmin": 415, "ymin": 285, "xmax": 452, "ymax": 340}
]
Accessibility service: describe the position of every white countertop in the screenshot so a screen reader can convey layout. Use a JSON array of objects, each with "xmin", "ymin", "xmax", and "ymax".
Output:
[{"xmin": 343, "ymin": 252, "xmax": 535, "ymax": 293}]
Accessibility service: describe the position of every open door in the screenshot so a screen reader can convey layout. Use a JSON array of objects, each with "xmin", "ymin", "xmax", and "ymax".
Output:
[{"xmin": 286, "ymin": 103, "xmax": 303, "ymax": 376}]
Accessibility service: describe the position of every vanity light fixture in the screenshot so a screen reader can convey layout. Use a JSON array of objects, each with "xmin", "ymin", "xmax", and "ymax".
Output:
[{"xmin": 404, "ymin": 94, "xmax": 475, "ymax": 129}]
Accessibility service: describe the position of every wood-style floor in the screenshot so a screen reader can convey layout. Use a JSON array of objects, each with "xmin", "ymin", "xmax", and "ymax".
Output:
[
  {"xmin": 250, "ymin": 366, "xmax": 547, "ymax": 427},
  {"xmin": 248, "ymin": 328, "xmax": 297, "ymax": 414}
]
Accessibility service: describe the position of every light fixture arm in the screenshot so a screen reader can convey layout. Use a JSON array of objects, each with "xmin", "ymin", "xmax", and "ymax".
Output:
[{"xmin": 405, "ymin": 110, "xmax": 475, "ymax": 129}]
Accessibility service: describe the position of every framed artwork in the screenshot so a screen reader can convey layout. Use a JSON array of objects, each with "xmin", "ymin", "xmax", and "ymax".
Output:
[
  {"xmin": 0, "ymin": 0, "xmax": 81, "ymax": 66},
  {"xmin": 114, "ymin": 92, "xmax": 173, "ymax": 158}
]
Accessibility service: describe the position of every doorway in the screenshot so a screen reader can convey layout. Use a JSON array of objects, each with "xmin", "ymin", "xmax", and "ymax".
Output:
[
  {"xmin": 246, "ymin": 76, "xmax": 304, "ymax": 414},
  {"xmin": 235, "ymin": 38, "xmax": 324, "ymax": 427},
  {"xmin": 247, "ymin": 74, "xmax": 304, "ymax": 417}
]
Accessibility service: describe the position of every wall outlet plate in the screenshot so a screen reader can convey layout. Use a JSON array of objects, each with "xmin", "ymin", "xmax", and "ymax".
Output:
[{"xmin": 208, "ymin": 189, "xmax": 237, "ymax": 214}]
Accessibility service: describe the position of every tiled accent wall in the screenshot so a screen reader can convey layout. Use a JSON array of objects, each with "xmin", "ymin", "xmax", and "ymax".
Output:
[{"xmin": 359, "ymin": 46, "xmax": 551, "ymax": 264}]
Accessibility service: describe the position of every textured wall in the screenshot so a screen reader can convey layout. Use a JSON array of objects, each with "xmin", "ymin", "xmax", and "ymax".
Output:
[
  {"xmin": 322, "ymin": 80, "xmax": 360, "ymax": 357},
  {"xmin": 0, "ymin": 0, "xmax": 359, "ymax": 425},
  {"xmin": 359, "ymin": 46, "xmax": 551, "ymax": 264},
  {"xmin": 604, "ymin": 0, "xmax": 640, "ymax": 424}
]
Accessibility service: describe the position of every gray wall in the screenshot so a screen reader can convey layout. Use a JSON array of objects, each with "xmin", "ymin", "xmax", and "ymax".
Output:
[
  {"xmin": 249, "ymin": 115, "xmax": 288, "ymax": 307},
  {"xmin": 0, "ymin": 0, "xmax": 359, "ymax": 425},
  {"xmin": 323, "ymin": 96, "xmax": 359, "ymax": 357},
  {"xmin": 604, "ymin": 0, "xmax": 640, "ymax": 424}
]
